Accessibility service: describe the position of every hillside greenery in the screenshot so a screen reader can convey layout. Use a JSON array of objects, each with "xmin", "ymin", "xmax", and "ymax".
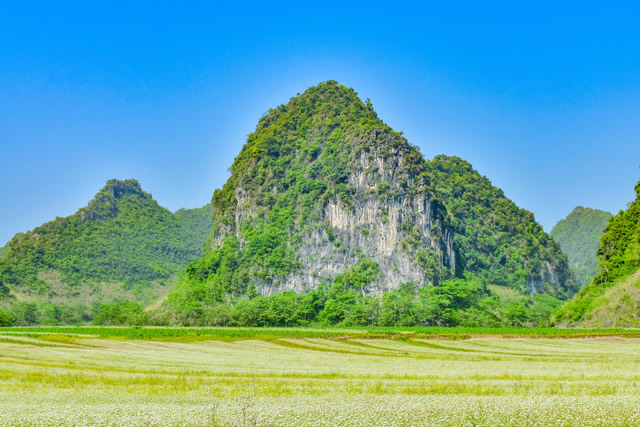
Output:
[
  {"xmin": 0, "ymin": 179, "xmax": 212, "ymax": 325},
  {"xmin": 551, "ymin": 180, "xmax": 640, "ymax": 326},
  {"xmin": 107, "ymin": 259, "xmax": 560, "ymax": 328},
  {"xmin": 551, "ymin": 207, "xmax": 611, "ymax": 288},
  {"xmin": 426, "ymin": 155, "xmax": 574, "ymax": 296}
]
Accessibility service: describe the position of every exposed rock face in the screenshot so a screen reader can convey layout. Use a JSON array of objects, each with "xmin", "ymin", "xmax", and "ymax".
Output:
[
  {"xmin": 527, "ymin": 262, "xmax": 559, "ymax": 296},
  {"xmin": 254, "ymin": 150, "xmax": 454, "ymax": 295},
  {"xmin": 192, "ymin": 81, "xmax": 574, "ymax": 299}
]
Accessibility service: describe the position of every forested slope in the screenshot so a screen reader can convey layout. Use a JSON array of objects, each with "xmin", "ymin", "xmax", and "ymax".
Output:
[
  {"xmin": 0, "ymin": 179, "xmax": 211, "ymax": 324},
  {"xmin": 551, "ymin": 207, "xmax": 611, "ymax": 288},
  {"xmin": 552, "ymin": 181, "xmax": 640, "ymax": 327}
]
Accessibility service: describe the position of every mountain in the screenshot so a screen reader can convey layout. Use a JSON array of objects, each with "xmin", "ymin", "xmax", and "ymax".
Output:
[
  {"xmin": 167, "ymin": 81, "xmax": 575, "ymax": 326},
  {"xmin": 551, "ymin": 207, "xmax": 612, "ymax": 288},
  {"xmin": 551, "ymin": 181, "xmax": 640, "ymax": 327},
  {"xmin": 0, "ymin": 179, "xmax": 212, "ymax": 324}
]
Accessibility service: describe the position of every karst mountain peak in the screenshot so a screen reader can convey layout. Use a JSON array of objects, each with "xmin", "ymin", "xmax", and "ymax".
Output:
[{"xmin": 174, "ymin": 81, "xmax": 575, "ymax": 310}]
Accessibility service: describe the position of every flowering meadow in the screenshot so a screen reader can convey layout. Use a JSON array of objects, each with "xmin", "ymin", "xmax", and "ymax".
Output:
[{"xmin": 0, "ymin": 328, "xmax": 639, "ymax": 425}]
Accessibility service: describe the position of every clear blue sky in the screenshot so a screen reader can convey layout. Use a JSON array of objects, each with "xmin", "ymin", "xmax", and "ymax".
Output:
[{"xmin": 2, "ymin": 1, "xmax": 640, "ymax": 245}]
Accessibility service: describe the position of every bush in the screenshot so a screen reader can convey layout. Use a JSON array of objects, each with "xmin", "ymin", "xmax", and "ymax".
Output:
[
  {"xmin": 93, "ymin": 301, "xmax": 147, "ymax": 326},
  {"xmin": 0, "ymin": 309, "xmax": 14, "ymax": 326}
]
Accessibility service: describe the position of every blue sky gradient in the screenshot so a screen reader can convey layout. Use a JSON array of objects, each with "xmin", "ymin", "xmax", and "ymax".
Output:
[{"xmin": 1, "ymin": 1, "xmax": 639, "ymax": 245}]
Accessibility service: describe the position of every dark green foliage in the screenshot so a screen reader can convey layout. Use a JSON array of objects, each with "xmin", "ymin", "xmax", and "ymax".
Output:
[
  {"xmin": 552, "ymin": 180, "xmax": 640, "ymax": 324},
  {"xmin": 0, "ymin": 281, "xmax": 8, "ymax": 297},
  {"xmin": 528, "ymin": 294, "xmax": 564, "ymax": 325},
  {"xmin": 551, "ymin": 207, "xmax": 612, "ymax": 288},
  {"xmin": 315, "ymin": 258, "xmax": 380, "ymax": 326},
  {"xmin": 594, "ymin": 182, "xmax": 640, "ymax": 285},
  {"xmin": 3, "ymin": 300, "xmax": 147, "ymax": 326},
  {"xmin": 10, "ymin": 303, "xmax": 40, "ymax": 325},
  {"xmin": 0, "ymin": 308, "xmax": 14, "ymax": 326},
  {"xmin": 169, "ymin": 262, "xmax": 557, "ymax": 328},
  {"xmin": 94, "ymin": 301, "xmax": 147, "ymax": 326},
  {"xmin": 0, "ymin": 301, "xmax": 93, "ymax": 326},
  {"xmin": 500, "ymin": 301, "xmax": 532, "ymax": 327},
  {"xmin": 425, "ymin": 156, "xmax": 575, "ymax": 298},
  {"xmin": 38, "ymin": 303, "xmax": 83, "ymax": 325}
]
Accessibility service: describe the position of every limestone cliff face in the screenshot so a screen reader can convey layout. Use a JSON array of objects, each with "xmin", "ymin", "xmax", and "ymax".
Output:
[
  {"xmin": 218, "ymin": 145, "xmax": 454, "ymax": 295},
  {"xmin": 194, "ymin": 81, "xmax": 574, "ymax": 299}
]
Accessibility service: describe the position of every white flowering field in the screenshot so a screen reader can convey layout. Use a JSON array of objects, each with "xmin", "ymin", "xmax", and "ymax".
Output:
[{"xmin": 0, "ymin": 329, "xmax": 639, "ymax": 425}]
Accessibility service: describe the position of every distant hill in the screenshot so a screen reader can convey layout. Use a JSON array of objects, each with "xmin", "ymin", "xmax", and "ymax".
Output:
[
  {"xmin": 551, "ymin": 207, "xmax": 612, "ymax": 288},
  {"xmin": 167, "ymin": 81, "xmax": 575, "ymax": 327},
  {"xmin": 0, "ymin": 179, "xmax": 211, "ymax": 324},
  {"xmin": 551, "ymin": 181, "xmax": 640, "ymax": 327}
]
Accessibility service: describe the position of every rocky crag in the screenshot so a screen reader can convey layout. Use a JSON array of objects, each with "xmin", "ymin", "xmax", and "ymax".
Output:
[{"xmin": 178, "ymin": 81, "xmax": 575, "ymax": 303}]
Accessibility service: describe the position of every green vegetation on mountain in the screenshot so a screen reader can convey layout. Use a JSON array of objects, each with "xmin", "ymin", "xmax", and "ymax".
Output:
[
  {"xmin": 551, "ymin": 207, "xmax": 612, "ymax": 288},
  {"xmin": 152, "ymin": 263, "xmax": 560, "ymax": 328},
  {"xmin": 426, "ymin": 156, "xmax": 574, "ymax": 296},
  {"xmin": 551, "ymin": 181, "xmax": 640, "ymax": 327},
  {"xmin": 174, "ymin": 204, "xmax": 213, "ymax": 251},
  {"xmin": 0, "ymin": 179, "xmax": 212, "ymax": 325},
  {"xmin": 166, "ymin": 81, "xmax": 574, "ymax": 326}
]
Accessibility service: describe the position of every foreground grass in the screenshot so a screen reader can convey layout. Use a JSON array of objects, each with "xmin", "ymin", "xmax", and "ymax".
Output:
[{"xmin": 1, "ymin": 328, "xmax": 640, "ymax": 425}]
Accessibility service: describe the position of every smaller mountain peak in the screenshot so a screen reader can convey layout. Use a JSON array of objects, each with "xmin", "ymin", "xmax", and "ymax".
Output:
[
  {"xmin": 102, "ymin": 179, "xmax": 145, "ymax": 199},
  {"xmin": 81, "ymin": 179, "xmax": 149, "ymax": 222},
  {"xmin": 566, "ymin": 206, "xmax": 611, "ymax": 218}
]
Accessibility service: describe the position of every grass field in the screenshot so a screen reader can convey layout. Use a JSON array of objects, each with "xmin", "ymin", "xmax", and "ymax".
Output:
[{"xmin": 1, "ymin": 327, "xmax": 640, "ymax": 426}]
